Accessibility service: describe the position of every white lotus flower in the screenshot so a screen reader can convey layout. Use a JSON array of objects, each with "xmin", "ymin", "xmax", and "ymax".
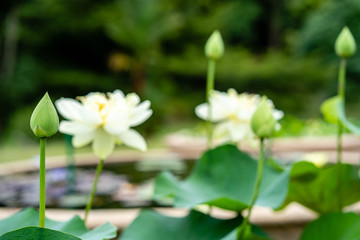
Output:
[
  {"xmin": 195, "ymin": 89, "xmax": 283, "ymax": 143},
  {"xmin": 55, "ymin": 90, "xmax": 152, "ymax": 159}
]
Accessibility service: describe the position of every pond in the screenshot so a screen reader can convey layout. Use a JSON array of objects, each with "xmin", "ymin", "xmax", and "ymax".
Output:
[{"xmin": 0, "ymin": 157, "xmax": 195, "ymax": 209}]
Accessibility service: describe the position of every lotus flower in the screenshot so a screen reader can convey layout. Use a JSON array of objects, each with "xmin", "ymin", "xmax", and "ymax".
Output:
[
  {"xmin": 195, "ymin": 89, "xmax": 283, "ymax": 143},
  {"xmin": 55, "ymin": 90, "xmax": 152, "ymax": 159}
]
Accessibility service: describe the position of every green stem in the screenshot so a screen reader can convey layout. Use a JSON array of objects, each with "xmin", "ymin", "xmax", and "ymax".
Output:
[
  {"xmin": 336, "ymin": 123, "xmax": 343, "ymax": 212},
  {"xmin": 39, "ymin": 138, "xmax": 47, "ymax": 228},
  {"xmin": 84, "ymin": 158, "xmax": 104, "ymax": 223},
  {"xmin": 336, "ymin": 58, "xmax": 346, "ymax": 212},
  {"xmin": 206, "ymin": 60, "xmax": 216, "ymax": 102},
  {"xmin": 65, "ymin": 135, "xmax": 76, "ymax": 193},
  {"xmin": 338, "ymin": 58, "xmax": 346, "ymax": 98},
  {"xmin": 208, "ymin": 205, "xmax": 213, "ymax": 215},
  {"xmin": 238, "ymin": 138, "xmax": 265, "ymax": 240},
  {"xmin": 206, "ymin": 59, "xmax": 216, "ymax": 148}
]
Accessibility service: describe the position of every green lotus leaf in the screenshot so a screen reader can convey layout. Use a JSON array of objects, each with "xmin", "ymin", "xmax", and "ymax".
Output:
[
  {"xmin": 290, "ymin": 161, "xmax": 319, "ymax": 181},
  {"xmin": 301, "ymin": 212, "xmax": 360, "ymax": 240},
  {"xmin": 154, "ymin": 144, "xmax": 290, "ymax": 211},
  {"xmin": 0, "ymin": 208, "xmax": 116, "ymax": 240},
  {"xmin": 283, "ymin": 162, "xmax": 360, "ymax": 214},
  {"xmin": 0, "ymin": 227, "xmax": 81, "ymax": 240},
  {"xmin": 221, "ymin": 225, "xmax": 271, "ymax": 240},
  {"xmin": 120, "ymin": 209, "xmax": 242, "ymax": 240}
]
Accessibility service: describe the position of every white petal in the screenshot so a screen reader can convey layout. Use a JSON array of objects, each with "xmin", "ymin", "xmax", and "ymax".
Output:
[
  {"xmin": 195, "ymin": 103, "xmax": 209, "ymax": 120},
  {"xmin": 104, "ymin": 111, "xmax": 130, "ymax": 134},
  {"xmin": 135, "ymin": 100, "xmax": 150, "ymax": 112},
  {"xmin": 273, "ymin": 110, "xmax": 284, "ymax": 120},
  {"xmin": 92, "ymin": 128, "xmax": 115, "ymax": 159},
  {"xmin": 72, "ymin": 132, "xmax": 95, "ymax": 147},
  {"xmin": 108, "ymin": 90, "xmax": 125, "ymax": 104},
  {"xmin": 125, "ymin": 93, "xmax": 140, "ymax": 106},
  {"xmin": 213, "ymin": 122, "xmax": 231, "ymax": 142},
  {"xmin": 227, "ymin": 121, "xmax": 251, "ymax": 142},
  {"xmin": 111, "ymin": 90, "xmax": 125, "ymax": 98},
  {"xmin": 117, "ymin": 129, "xmax": 147, "ymax": 151},
  {"xmin": 55, "ymin": 98, "xmax": 84, "ymax": 121},
  {"xmin": 195, "ymin": 103, "xmax": 227, "ymax": 122},
  {"xmin": 59, "ymin": 121, "xmax": 97, "ymax": 135},
  {"xmin": 214, "ymin": 121, "xmax": 253, "ymax": 144},
  {"xmin": 130, "ymin": 107, "xmax": 152, "ymax": 127},
  {"xmin": 104, "ymin": 123, "xmax": 129, "ymax": 135},
  {"xmin": 55, "ymin": 98, "xmax": 102, "ymax": 124}
]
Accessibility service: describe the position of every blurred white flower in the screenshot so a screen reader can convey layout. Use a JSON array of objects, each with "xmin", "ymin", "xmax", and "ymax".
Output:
[
  {"xmin": 302, "ymin": 152, "xmax": 328, "ymax": 168},
  {"xmin": 55, "ymin": 90, "xmax": 152, "ymax": 159},
  {"xmin": 195, "ymin": 89, "xmax": 283, "ymax": 143}
]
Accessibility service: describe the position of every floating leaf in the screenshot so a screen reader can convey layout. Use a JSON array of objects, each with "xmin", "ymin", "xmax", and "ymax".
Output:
[
  {"xmin": 283, "ymin": 162, "xmax": 360, "ymax": 214},
  {"xmin": 120, "ymin": 209, "xmax": 241, "ymax": 240},
  {"xmin": 0, "ymin": 208, "xmax": 116, "ymax": 240},
  {"xmin": 301, "ymin": 212, "xmax": 360, "ymax": 240},
  {"xmin": 0, "ymin": 227, "xmax": 81, "ymax": 240},
  {"xmin": 154, "ymin": 144, "xmax": 290, "ymax": 211}
]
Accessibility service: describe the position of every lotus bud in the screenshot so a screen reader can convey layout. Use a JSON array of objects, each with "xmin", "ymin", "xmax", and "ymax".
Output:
[
  {"xmin": 30, "ymin": 92, "xmax": 59, "ymax": 138},
  {"xmin": 205, "ymin": 30, "xmax": 224, "ymax": 60},
  {"xmin": 335, "ymin": 26, "xmax": 356, "ymax": 58},
  {"xmin": 251, "ymin": 98, "xmax": 276, "ymax": 138}
]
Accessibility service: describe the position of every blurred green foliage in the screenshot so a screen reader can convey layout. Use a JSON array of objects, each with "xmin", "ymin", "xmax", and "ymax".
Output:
[
  {"xmin": 296, "ymin": 0, "xmax": 360, "ymax": 99},
  {"xmin": 0, "ymin": 0, "xmax": 358, "ymax": 142},
  {"xmin": 275, "ymin": 115, "xmax": 338, "ymax": 137}
]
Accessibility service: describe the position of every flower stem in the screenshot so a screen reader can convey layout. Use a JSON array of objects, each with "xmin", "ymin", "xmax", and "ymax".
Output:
[
  {"xmin": 336, "ymin": 58, "xmax": 346, "ymax": 212},
  {"xmin": 84, "ymin": 158, "xmax": 104, "ymax": 223},
  {"xmin": 336, "ymin": 124, "xmax": 343, "ymax": 212},
  {"xmin": 338, "ymin": 58, "xmax": 346, "ymax": 98},
  {"xmin": 238, "ymin": 138, "xmax": 265, "ymax": 240},
  {"xmin": 206, "ymin": 59, "xmax": 216, "ymax": 148},
  {"xmin": 65, "ymin": 134, "xmax": 76, "ymax": 193},
  {"xmin": 39, "ymin": 138, "xmax": 47, "ymax": 228}
]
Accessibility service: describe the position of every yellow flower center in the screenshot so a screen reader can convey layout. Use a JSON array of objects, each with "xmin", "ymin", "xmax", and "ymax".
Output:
[
  {"xmin": 97, "ymin": 103, "xmax": 105, "ymax": 112},
  {"xmin": 229, "ymin": 114, "xmax": 238, "ymax": 121}
]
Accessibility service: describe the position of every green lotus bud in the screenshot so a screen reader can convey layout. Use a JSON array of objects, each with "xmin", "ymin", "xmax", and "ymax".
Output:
[
  {"xmin": 205, "ymin": 30, "xmax": 224, "ymax": 60},
  {"xmin": 335, "ymin": 26, "xmax": 356, "ymax": 58},
  {"xmin": 30, "ymin": 92, "xmax": 59, "ymax": 138},
  {"xmin": 251, "ymin": 98, "xmax": 276, "ymax": 138}
]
